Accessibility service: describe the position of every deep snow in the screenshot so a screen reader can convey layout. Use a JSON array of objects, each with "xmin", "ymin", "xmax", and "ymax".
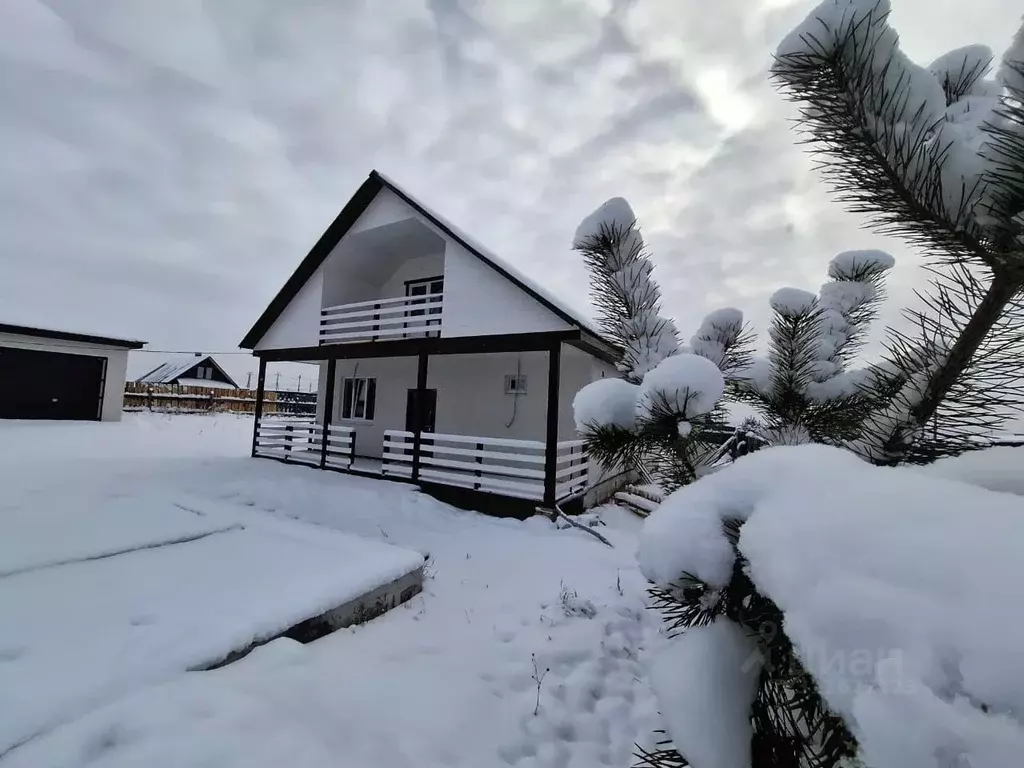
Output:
[
  {"xmin": 0, "ymin": 414, "xmax": 662, "ymax": 767},
  {"xmin": 639, "ymin": 444, "xmax": 1024, "ymax": 768}
]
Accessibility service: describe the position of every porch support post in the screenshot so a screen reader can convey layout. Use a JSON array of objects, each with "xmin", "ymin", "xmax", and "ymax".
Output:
[
  {"xmin": 319, "ymin": 359, "xmax": 337, "ymax": 469},
  {"xmin": 543, "ymin": 341, "xmax": 562, "ymax": 507},
  {"xmin": 411, "ymin": 352, "xmax": 430, "ymax": 482},
  {"xmin": 251, "ymin": 356, "xmax": 267, "ymax": 458}
]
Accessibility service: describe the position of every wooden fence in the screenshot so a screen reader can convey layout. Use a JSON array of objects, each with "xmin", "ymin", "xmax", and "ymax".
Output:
[{"xmin": 123, "ymin": 382, "xmax": 316, "ymax": 416}]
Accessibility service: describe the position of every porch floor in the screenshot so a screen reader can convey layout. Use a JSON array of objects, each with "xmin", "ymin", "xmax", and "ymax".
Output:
[{"xmin": 351, "ymin": 457, "xmax": 383, "ymax": 475}]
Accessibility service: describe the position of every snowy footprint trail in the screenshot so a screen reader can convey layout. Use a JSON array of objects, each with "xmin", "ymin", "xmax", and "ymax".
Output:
[{"xmin": 494, "ymin": 601, "xmax": 662, "ymax": 768}]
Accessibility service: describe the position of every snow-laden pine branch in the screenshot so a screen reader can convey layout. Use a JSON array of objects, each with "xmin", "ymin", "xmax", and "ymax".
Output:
[{"xmin": 573, "ymin": 199, "xmax": 679, "ymax": 383}]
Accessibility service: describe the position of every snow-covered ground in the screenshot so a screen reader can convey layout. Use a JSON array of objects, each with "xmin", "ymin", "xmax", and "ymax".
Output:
[{"xmin": 0, "ymin": 414, "xmax": 662, "ymax": 767}]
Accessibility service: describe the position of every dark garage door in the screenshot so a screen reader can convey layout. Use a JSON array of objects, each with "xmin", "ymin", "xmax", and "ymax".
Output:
[{"xmin": 0, "ymin": 345, "xmax": 106, "ymax": 421}]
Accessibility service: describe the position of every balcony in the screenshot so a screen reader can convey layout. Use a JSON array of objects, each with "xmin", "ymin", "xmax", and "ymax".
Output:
[{"xmin": 319, "ymin": 293, "xmax": 443, "ymax": 345}]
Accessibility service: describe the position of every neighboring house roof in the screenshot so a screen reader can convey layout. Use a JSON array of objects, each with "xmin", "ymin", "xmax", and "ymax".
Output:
[
  {"xmin": 0, "ymin": 322, "xmax": 146, "ymax": 350},
  {"xmin": 136, "ymin": 354, "xmax": 240, "ymax": 388},
  {"xmin": 239, "ymin": 170, "xmax": 617, "ymax": 360}
]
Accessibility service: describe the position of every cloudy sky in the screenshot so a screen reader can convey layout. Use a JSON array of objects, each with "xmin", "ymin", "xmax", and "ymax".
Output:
[{"xmin": 2, "ymin": 0, "xmax": 1021, "ymax": 385}]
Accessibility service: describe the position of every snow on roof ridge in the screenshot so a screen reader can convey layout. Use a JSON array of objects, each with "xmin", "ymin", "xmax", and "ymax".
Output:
[{"xmin": 136, "ymin": 353, "xmax": 215, "ymax": 385}]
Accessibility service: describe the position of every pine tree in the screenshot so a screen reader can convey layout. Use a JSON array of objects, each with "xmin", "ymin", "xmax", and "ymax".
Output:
[
  {"xmin": 580, "ymin": 3, "xmax": 1024, "ymax": 767},
  {"xmin": 572, "ymin": 200, "xmax": 754, "ymax": 491},
  {"xmin": 733, "ymin": 250, "xmax": 895, "ymax": 448},
  {"xmin": 771, "ymin": 0, "xmax": 1024, "ymax": 464}
]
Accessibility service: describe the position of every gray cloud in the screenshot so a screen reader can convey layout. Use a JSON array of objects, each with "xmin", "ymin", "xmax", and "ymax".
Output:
[{"xmin": 1, "ymin": 0, "xmax": 1021, "ymax": 375}]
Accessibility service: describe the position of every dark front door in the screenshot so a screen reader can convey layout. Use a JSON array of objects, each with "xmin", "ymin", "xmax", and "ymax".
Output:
[
  {"xmin": 405, "ymin": 388, "xmax": 437, "ymax": 433},
  {"xmin": 0, "ymin": 345, "xmax": 105, "ymax": 420}
]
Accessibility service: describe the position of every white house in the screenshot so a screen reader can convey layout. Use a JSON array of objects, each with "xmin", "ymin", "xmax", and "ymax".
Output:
[
  {"xmin": 0, "ymin": 322, "xmax": 146, "ymax": 421},
  {"xmin": 239, "ymin": 171, "xmax": 621, "ymax": 516}
]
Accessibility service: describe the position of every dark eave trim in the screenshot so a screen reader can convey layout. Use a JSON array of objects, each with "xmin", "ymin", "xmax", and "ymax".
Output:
[
  {"xmin": 238, "ymin": 174, "xmax": 384, "ymax": 349},
  {"xmin": 0, "ymin": 323, "xmax": 146, "ymax": 350},
  {"xmin": 255, "ymin": 330, "xmax": 581, "ymax": 362},
  {"xmin": 569, "ymin": 329, "xmax": 621, "ymax": 366}
]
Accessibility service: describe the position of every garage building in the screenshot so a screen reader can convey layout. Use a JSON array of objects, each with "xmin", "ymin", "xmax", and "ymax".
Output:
[{"xmin": 0, "ymin": 323, "xmax": 146, "ymax": 421}]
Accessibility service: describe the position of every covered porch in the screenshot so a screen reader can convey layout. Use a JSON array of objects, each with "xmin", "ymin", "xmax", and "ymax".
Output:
[{"xmin": 249, "ymin": 330, "xmax": 596, "ymax": 517}]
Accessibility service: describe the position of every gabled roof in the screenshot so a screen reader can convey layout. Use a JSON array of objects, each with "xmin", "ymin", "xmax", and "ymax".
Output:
[
  {"xmin": 239, "ymin": 170, "xmax": 616, "ymax": 360},
  {"xmin": 0, "ymin": 322, "xmax": 146, "ymax": 350},
  {"xmin": 136, "ymin": 354, "xmax": 239, "ymax": 387}
]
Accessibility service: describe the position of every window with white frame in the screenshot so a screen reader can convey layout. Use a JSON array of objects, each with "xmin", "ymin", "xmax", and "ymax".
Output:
[{"xmin": 341, "ymin": 377, "xmax": 376, "ymax": 420}]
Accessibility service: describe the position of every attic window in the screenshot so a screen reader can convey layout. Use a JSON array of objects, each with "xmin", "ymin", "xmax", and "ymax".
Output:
[{"xmin": 504, "ymin": 374, "xmax": 527, "ymax": 395}]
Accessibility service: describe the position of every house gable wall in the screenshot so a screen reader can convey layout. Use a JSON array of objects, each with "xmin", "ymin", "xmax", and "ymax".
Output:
[
  {"xmin": 440, "ymin": 240, "xmax": 573, "ymax": 338},
  {"xmin": 349, "ymin": 188, "xmax": 412, "ymax": 234},
  {"xmin": 254, "ymin": 266, "xmax": 325, "ymax": 351},
  {"xmin": 179, "ymin": 361, "xmax": 235, "ymax": 386},
  {"xmin": 253, "ymin": 185, "xmax": 577, "ymax": 351}
]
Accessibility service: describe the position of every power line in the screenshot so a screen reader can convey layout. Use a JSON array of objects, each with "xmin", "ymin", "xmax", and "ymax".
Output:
[{"xmin": 132, "ymin": 349, "xmax": 256, "ymax": 355}]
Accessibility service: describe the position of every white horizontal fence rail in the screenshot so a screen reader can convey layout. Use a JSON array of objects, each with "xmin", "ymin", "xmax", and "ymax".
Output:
[
  {"xmin": 320, "ymin": 293, "xmax": 443, "ymax": 344},
  {"xmin": 254, "ymin": 419, "xmax": 356, "ymax": 468},
  {"xmin": 322, "ymin": 424, "xmax": 357, "ymax": 469},
  {"xmin": 381, "ymin": 430, "xmax": 547, "ymax": 500},
  {"xmin": 555, "ymin": 440, "xmax": 589, "ymax": 499}
]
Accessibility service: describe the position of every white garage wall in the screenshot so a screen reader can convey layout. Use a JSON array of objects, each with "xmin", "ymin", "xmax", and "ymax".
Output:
[{"xmin": 0, "ymin": 332, "xmax": 131, "ymax": 422}]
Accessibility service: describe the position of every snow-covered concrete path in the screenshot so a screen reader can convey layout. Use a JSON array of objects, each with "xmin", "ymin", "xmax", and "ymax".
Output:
[{"xmin": 0, "ymin": 414, "xmax": 664, "ymax": 767}]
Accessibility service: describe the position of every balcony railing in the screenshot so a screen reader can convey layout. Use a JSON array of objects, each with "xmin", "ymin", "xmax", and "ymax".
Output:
[{"xmin": 320, "ymin": 293, "xmax": 443, "ymax": 344}]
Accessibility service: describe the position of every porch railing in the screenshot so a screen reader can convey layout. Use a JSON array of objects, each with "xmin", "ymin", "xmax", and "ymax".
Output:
[
  {"xmin": 380, "ymin": 431, "xmax": 588, "ymax": 502},
  {"xmin": 555, "ymin": 439, "xmax": 589, "ymax": 499},
  {"xmin": 320, "ymin": 293, "xmax": 443, "ymax": 344},
  {"xmin": 254, "ymin": 419, "xmax": 356, "ymax": 469}
]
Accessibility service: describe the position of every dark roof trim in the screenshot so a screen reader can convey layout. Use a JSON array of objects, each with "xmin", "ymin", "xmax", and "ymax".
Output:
[
  {"xmin": 239, "ymin": 170, "xmax": 610, "ymax": 354},
  {"xmin": 202, "ymin": 356, "xmax": 240, "ymax": 388},
  {"xmin": 138, "ymin": 354, "xmax": 240, "ymax": 388},
  {"xmin": 0, "ymin": 323, "xmax": 146, "ymax": 350},
  {"xmin": 239, "ymin": 174, "xmax": 384, "ymax": 349},
  {"xmin": 570, "ymin": 329, "xmax": 621, "ymax": 366}
]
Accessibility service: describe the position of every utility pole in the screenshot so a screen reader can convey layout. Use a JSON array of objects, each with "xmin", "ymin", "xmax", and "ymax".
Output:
[
  {"xmin": 246, "ymin": 371, "xmax": 252, "ymax": 389},
  {"xmin": 274, "ymin": 371, "xmax": 281, "ymax": 391},
  {"xmin": 297, "ymin": 374, "xmax": 302, "ymax": 392}
]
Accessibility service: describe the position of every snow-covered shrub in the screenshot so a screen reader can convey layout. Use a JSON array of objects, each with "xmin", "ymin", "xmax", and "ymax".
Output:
[
  {"xmin": 559, "ymin": 581, "xmax": 597, "ymax": 619},
  {"xmin": 573, "ymin": 201, "xmax": 749, "ymax": 490},
  {"xmin": 573, "ymin": 377, "xmax": 639, "ymax": 432},
  {"xmin": 638, "ymin": 445, "xmax": 1024, "ymax": 768},
  {"xmin": 636, "ymin": 354, "xmax": 725, "ymax": 424},
  {"xmin": 733, "ymin": 248, "xmax": 895, "ymax": 450}
]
